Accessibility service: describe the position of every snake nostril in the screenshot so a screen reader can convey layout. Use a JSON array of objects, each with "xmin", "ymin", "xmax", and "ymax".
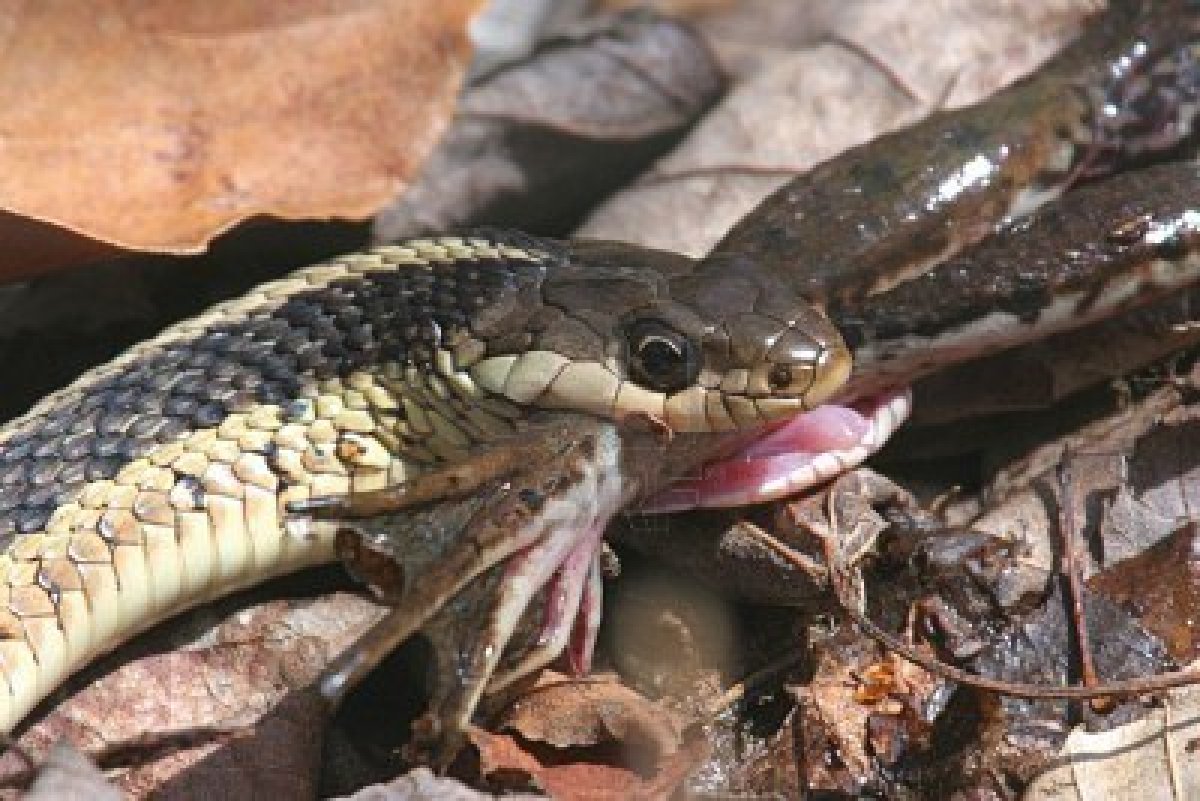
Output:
[{"xmin": 768, "ymin": 364, "xmax": 793, "ymax": 391}]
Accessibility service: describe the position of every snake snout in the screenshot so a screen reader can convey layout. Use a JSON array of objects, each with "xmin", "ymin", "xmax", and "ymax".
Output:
[{"xmin": 719, "ymin": 308, "xmax": 851, "ymax": 419}]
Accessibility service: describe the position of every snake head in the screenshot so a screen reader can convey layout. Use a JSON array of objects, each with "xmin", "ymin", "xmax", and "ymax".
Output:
[{"xmin": 466, "ymin": 238, "xmax": 851, "ymax": 434}]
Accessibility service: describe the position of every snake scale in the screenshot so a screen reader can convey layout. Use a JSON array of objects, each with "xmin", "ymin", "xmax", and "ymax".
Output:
[
  {"xmin": 0, "ymin": 232, "xmax": 847, "ymax": 741},
  {"xmin": 4, "ymin": 0, "xmax": 1200, "ymax": 768}
]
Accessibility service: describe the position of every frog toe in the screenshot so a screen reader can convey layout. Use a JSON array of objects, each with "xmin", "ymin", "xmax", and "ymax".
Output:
[{"xmin": 413, "ymin": 518, "xmax": 605, "ymax": 761}]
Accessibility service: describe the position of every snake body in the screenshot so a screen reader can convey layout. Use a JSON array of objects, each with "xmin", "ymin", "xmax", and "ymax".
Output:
[
  {"xmin": 0, "ymin": 232, "xmax": 847, "ymax": 735},
  {"xmin": 5, "ymin": 0, "xmax": 1200, "ymax": 759},
  {"xmin": 714, "ymin": 0, "xmax": 1200, "ymax": 397}
]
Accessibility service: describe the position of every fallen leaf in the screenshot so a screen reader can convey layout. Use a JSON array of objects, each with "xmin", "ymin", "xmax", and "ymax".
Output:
[
  {"xmin": 577, "ymin": 0, "xmax": 1097, "ymax": 256},
  {"xmin": 499, "ymin": 672, "xmax": 683, "ymax": 758},
  {"xmin": 1024, "ymin": 666, "xmax": 1200, "ymax": 800},
  {"xmin": 373, "ymin": 12, "xmax": 725, "ymax": 241},
  {"xmin": 467, "ymin": 671, "xmax": 699, "ymax": 801},
  {"xmin": 0, "ymin": 588, "xmax": 386, "ymax": 797},
  {"xmin": 24, "ymin": 742, "xmax": 121, "ymax": 801},
  {"xmin": 0, "ymin": 1, "xmax": 479, "ymax": 279},
  {"xmin": 1089, "ymin": 523, "xmax": 1200, "ymax": 663},
  {"xmin": 333, "ymin": 766, "xmax": 547, "ymax": 800}
]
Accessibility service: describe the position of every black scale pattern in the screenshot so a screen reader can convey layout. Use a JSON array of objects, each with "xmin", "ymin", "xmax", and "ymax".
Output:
[{"xmin": 0, "ymin": 238, "xmax": 556, "ymax": 545}]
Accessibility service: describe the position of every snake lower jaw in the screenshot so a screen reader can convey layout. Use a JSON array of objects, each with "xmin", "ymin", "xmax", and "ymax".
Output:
[{"xmin": 638, "ymin": 386, "xmax": 912, "ymax": 513}]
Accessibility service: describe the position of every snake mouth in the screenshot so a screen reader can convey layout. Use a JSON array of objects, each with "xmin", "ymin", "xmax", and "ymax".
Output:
[{"xmin": 638, "ymin": 387, "xmax": 912, "ymax": 513}]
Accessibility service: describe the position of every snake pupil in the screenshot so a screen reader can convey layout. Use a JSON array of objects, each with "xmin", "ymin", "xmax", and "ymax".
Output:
[
  {"xmin": 642, "ymin": 337, "xmax": 680, "ymax": 372},
  {"xmin": 625, "ymin": 321, "xmax": 700, "ymax": 393},
  {"xmin": 768, "ymin": 364, "xmax": 793, "ymax": 391}
]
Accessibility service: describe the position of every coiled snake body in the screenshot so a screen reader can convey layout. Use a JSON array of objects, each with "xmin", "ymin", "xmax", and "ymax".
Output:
[
  {"xmin": 0, "ymin": 232, "xmax": 849, "ymax": 743},
  {"xmin": 8, "ymin": 0, "xmax": 1200, "ymax": 763}
]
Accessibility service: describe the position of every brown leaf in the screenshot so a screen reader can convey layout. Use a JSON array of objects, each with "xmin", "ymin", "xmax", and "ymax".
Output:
[
  {"xmin": 0, "ymin": 1, "xmax": 479, "ymax": 278},
  {"xmin": 577, "ymin": 0, "xmax": 1098, "ymax": 256},
  {"xmin": 499, "ymin": 672, "xmax": 682, "ymax": 757},
  {"xmin": 0, "ymin": 591, "xmax": 386, "ymax": 797},
  {"xmin": 467, "ymin": 672, "xmax": 698, "ymax": 801},
  {"xmin": 1090, "ymin": 523, "xmax": 1200, "ymax": 663}
]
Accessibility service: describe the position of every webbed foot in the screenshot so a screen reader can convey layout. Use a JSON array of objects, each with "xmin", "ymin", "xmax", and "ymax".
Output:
[{"xmin": 302, "ymin": 413, "xmax": 632, "ymax": 765}]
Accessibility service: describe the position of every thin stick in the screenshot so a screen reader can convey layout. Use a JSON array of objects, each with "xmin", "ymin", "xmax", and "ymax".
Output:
[
  {"xmin": 744, "ymin": 516, "xmax": 1200, "ymax": 701},
  {"xmin": 706, "ymin": 646, "xmax": 810, "ymax": 718},
  {"xmin": 1057, "ymin": 460, "xmax": 1115, "ymax": 712}
]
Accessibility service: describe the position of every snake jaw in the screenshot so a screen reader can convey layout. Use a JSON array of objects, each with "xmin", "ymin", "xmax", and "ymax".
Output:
[{"xmin": 638, "ymin": 387, "xmax": 912, "ymax": 513}]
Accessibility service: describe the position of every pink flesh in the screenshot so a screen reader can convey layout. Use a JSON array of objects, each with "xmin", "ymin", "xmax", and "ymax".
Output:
[
  {"xmin": 564, "ymin": 556, "xmax": 603, "ymax": 675},
  {"xmin": 743, "ymin": 404, "xmax": 871, "ymax": 457},
  {"xmin": 539, "ymin": 389, "xmax": 909, "ymax": 680},
  {"xmin": 639, "ymin": 390, "xmax": 908, "ymax": 513}
]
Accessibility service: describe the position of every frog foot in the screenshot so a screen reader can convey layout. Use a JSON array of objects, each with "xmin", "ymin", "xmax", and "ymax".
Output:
[
  {"xmin": 305, "ymin": 414, "xmax": 629, "ymax": 764},
  {"xmin": 486, "ymin": 523, "xmax": 607, "ymax": 690},
  {"xmin": 409, "ymin": 516, "xmax": 611, "ymax": 763},
  {"xmin": 640, "ymin": 387, "xmax": 912, "ymax": 512}
]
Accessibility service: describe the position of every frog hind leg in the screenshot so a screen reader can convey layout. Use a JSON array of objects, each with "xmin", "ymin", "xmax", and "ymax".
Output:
[
  {"xmin": 312, "ymin": 414, "xmax": 630, "ymax": 765},
  {"xmin": 486, "ymin": 517, "xmax": 608, "ymax": 694},
  {"xmin": 414, "ymin": 516, "xmax": 611, "ymax": 763}
]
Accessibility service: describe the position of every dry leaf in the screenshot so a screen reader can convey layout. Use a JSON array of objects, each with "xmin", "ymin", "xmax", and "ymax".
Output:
[
  {"xmin": 498, "ymin": 672, "xmax": 683, "ymax": 758},
  {"xmin": 0, "ymin": 1, "xmax": 479, "ymax": 279},
  {"xmin": 1024, "ymin": 670, "xmax": 1200, "ymax": 800},
  {"xmin": 468, "ymin": 0, "xmax": 589, "ymax": 77},
  {"xmin": 0, "ymin": 590, "xmax": 385, "ymax": 797},
  {"xmin": 1089, "ymin": 524, "xmax": 1200, "ymax": 663},
  {"xmin": 577, "ymin": 0, "xmax": 1097, "ymax": 256},
  {"xmin": 373, "ymin": 12, "xmax": 724, "ymax": 241},
  {"xmin": 24, "ymin": 743, "xmax": 121, "ymax": 801},
  {"xmin": 467, "ymin": 671, "xmax": 698, "ymax": 801},
  {"xmin": 334, "ymin": 767, "xmax": 547, "ymax": 800}
]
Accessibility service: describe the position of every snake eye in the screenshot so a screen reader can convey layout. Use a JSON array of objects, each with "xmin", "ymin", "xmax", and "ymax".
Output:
[
  {"xmin": 768, "ymin": 364, "xmax": 793, "ymax": 391},
  {"xmin": 625, "ymin": 321, "xmax": 700, "ymax": 393}
]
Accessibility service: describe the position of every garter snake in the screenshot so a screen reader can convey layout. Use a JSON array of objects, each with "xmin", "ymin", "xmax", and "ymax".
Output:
[
  {"xmin": 3, "ymin": 0, "xmax": 1200, "ymax": 766},
  {"xmin": 0, "ymin": 232, "xmax": 847, "ymax": 739}
]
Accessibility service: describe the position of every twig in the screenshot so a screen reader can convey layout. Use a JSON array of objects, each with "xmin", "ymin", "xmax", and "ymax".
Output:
[
  {"xmin": 705, "ymin": 645, "xmax": 810, "ymax": 718},
  {"xmin": 743, "ymin": 514, "xmax": 1200, "ymax": 701},
  {"xmin": 1057, "ymin": 459, "xmax": 1115, "ymax": 712}
]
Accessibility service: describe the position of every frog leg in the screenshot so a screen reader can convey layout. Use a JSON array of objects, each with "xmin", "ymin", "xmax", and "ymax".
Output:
[
  {"xmin": 287, "ymin": 433, "xmax": 560, "ymax": 518},
  {"xmin": 308, "ymin": 415, "xmax": 631, "ymax": 763},
  {"xmin": 418, "ymin": 524, "xmax": 599, "ymax": 758},
  {"xmin": 485, "ymin": 518, "xmax": 608, "ymax": 693}
]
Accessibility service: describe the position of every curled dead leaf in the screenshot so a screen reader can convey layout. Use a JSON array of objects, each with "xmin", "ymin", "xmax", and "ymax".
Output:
[
  {"xmin": 0, "ymin": 0, "xmax": 480, "ymax": 279},
  {"xmin": 373, "ymin": 12, "xmax": 725, "ymax": 242},
  {"xmin": 498, "ymin": 672, "xmax": 683, "ymax": 759},
  {"xmin": 465, "ymin": 672, "xmax": 700, "ymax": 801}
]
